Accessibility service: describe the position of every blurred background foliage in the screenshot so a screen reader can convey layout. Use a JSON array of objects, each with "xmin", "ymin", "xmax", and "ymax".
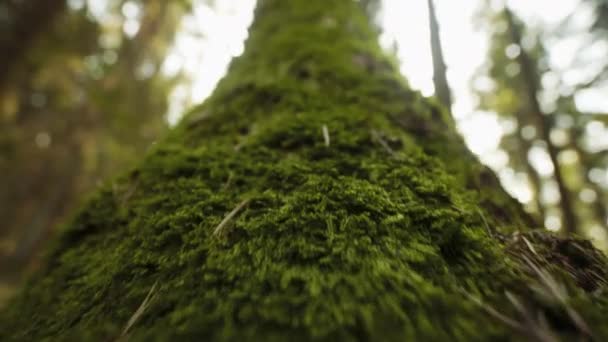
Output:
[
  {"xmin": 473, "ymin": 0, "xmax": 608, "ymax": 244},
  {"xmin": 1, "ymin": 0, "xmax": 607, "ymax": 305},
  {"xmin": 0, "ymin": 0, "xmax": 191, "ymax": 289}
]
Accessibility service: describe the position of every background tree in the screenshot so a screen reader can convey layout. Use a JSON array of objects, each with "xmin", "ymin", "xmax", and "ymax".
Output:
[
  {"xmin": 0, "ymin": 0, "xmax": 190, "ymax": 289},
  {"xmin": 557, "ymin": 0, "xmax": 608, "ymax": 235},
  {"xmin": 0, "ymin": 0, "xmax": 67, "ymax": 92},
  {"xmin": 427, "ymin": 0, "xmax": 452, "ymax": 111},
  {"xmin": 473, "ymin": 1, "xmax": 608, "ymax": 243}
]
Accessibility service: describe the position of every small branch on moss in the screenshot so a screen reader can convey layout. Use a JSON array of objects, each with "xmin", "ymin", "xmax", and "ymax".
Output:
[
  {"xmin": 119, "ymin": 280, "xmax": 158, "ymax": 340},
  {"xmin": 234, "ymin": 139, "xmax": 246, "ymax": 151},
  {"xmin": 522, "ymin": 256, "xmax": 566, "ymax": 303},
  {"xmin": 475, "ymin": 208, "xmax": 493, "ymax": 237},
  {"xmin": 504, "ymin": 291, "xmax": 559, "ymax": 342},
  {"xmin": 222, "ymin": 171, "xmax": 234, "ymax": 191},
  {"xmin": 521, "ymin": 256, "xmax": 593, "ymax": 337},
  {"xmin": 521, "ymin": 236, "xmax": 538, "ymax": 256},
  {"xmin": 322, "ymin": 124, "xmax": 330, "ymax": 147},
  {"xmin": 462, "ymin": 287, "xmax": 562, "ymax": 342},
  {"xmin": 213, "ymin": 199, "xmax": 250, "ymax": 237},
  {"xmin": 370, "ymin": 129, "xmax": 395, "ymax": 156},
  {"xmin": 460, "ymin": 288, "xmax": 526, "ymax": 333}
]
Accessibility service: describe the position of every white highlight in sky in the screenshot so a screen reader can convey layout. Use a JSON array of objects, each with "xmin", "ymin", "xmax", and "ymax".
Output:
[{"xmin": 164, "ymin": 0, "xmax": 255, "ymax": 125}]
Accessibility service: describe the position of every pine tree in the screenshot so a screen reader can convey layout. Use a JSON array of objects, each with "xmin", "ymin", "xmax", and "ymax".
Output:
[{"xmin": 2, "ymin": 1, "xmax": 608, "ymax": 340}]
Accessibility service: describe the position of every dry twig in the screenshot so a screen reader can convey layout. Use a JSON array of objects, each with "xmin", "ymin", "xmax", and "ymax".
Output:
[
  {"xmin": 213, "ymin": 199, "xmax": 250, "ymax": 236},
  {"xmin": 370, "ymin": 129, "xmax": 395, "ymax": 156},
  {"xmin": 322, "ymin": 124, "xmax": 330, "ymax": 147},
  {"xmin": 118, "ymin": 281, "xmax": 159, "ymax": 340}
]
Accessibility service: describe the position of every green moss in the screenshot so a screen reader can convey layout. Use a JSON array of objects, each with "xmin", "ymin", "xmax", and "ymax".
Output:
[{"xmin": 2, "ymin": 0, "xmax": 607, "ymax": 340}]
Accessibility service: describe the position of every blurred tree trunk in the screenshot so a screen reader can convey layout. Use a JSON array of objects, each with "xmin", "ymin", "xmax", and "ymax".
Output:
[
  {"xmin": 0, "ymin": 0, "xmax": 66, "ymax": 93},
  {"xmin": 572, "ymin": 141, "xmax": 608, "ymax": 228},
  {"xmin": 512, "ymin": 116, "xmax": 546, "ymax": 220},
  {"xmin": 426, "ymin": 0, "xmax": 452, "ymax": 110},
  {"xmin": 0, "ymin": 0, "xmax": 181, "ymax": 285},
  {"xmin": 1, "ymin": 0, "xmax": 607, "ymax": 340},
  {"xmin": 503, "ymin": 7, "xmax": 579, "ymax": 235}
]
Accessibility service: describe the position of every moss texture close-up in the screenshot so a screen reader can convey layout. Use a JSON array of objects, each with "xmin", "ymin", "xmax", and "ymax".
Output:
[{"xmin": 2, "ymin": 0, "xmax": 608, "ymax": 340}]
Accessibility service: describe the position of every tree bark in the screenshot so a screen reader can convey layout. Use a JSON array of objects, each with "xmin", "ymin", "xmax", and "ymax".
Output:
[
  {"xmin": 1, "ymin": 1, "xmax": 607, "ymax": 340},
  {"xmin": 427, "ymin": 0, "xmax": 452, "ymax": 110}
]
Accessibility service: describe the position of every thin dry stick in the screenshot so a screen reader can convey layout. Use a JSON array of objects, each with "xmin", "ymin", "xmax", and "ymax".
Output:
[
  {"xmin": 213, "ymin": 199, "xmax": 250, "ymax": 236},
  {"xmin": 370, "ymin": 129, "xmax": 395, "ymax": 156},
  {"xmin": 463, "ymin": 287, "xmax": 560, "ymax": 342},
  {"xmin": 522, "ymin": 256, "xmax": 593, "ymax": 337},
  {"xmin": 522, "ymin": 256, "xmax": 566, "ymax": 302},
  {"xmin": 504, "ymin": 291, "xmax": 559, "ymax": 342},
  {"xmin": 222, "ymin": 171, "xmax": 234, "ymax": 191},
  {"xmin": 234, "ymin": 139, "xmax": 247, "ymax": 151},
  {"xmin": 476, "ymin": 207, "xmax": 493, "ymax": 237},
  {"xmin": 522, "ymin": 236, "xmax": 538, "ymax": 256},
  {"xmin": 460, "ymin": 288, "xmax": 525, "ymax": 333},
  {"xmin": 322, "ymin": 124, "xmax": 330, "ymax": 147},
  {"xmin": 119, "ymin": 281, "xmax": 158, "ymax": 340}
]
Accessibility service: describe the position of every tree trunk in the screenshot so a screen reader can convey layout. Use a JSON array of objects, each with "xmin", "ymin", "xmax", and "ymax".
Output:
[
  {"xmin": 572, "ymin": 141, "xmax": 608, "ymax": 232},
  {"xmin": 513, "ymin": 110, "xmax": 546, "ymax": 221},
  {"xmin": 503, "ymin": 7, "xmax": 579, "ymax": 236},
  {"xmin": 0, "ymin": 0, "xmax": 66, "ymax": 93},
  {"xmin": 2, "ymin": 1, "xmax": 607, "ymax": 340},
  {"xmin": 427, "ymin": 0, "xmax": 452, "ymax": 110}
]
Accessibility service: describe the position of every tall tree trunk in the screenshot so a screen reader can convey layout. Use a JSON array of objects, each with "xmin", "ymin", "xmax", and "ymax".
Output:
[
  {"xmin": 427, "ymin": 0, "xmax": 452, "ymax": 110},
  {"xmin": 572, "ymin": 141, "xmax": 608, "ymax": 230},
  {"xmin": 0, "ymin": 0, "xmax": 66, "ymax": 94},
  {"xmin": 503, "ymin": 7, "xmax": 579, "ymax": 235},
  {"xmin": 513, "ymin": 117, "xmax": 546, "ymax": 220},
  {"xmin": 2, "ymin": 1, "xmax": 607, "ymax": 340}
]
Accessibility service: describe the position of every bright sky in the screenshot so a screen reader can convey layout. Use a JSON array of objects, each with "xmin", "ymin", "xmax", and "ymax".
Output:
[{"xmin": 161, "ymin": 0, "xmax": 607, "ymax": 236}]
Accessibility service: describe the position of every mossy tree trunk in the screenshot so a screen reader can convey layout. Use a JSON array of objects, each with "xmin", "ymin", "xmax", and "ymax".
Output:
[{"xmin": 2, "ymin": 1, "xmax": 608, "ymax": 340}]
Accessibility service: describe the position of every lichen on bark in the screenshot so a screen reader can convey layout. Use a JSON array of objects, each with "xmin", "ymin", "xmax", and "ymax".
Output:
[{"xmin": 2, "ymin": 0, "xmax": 607, "ymax": 341}]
